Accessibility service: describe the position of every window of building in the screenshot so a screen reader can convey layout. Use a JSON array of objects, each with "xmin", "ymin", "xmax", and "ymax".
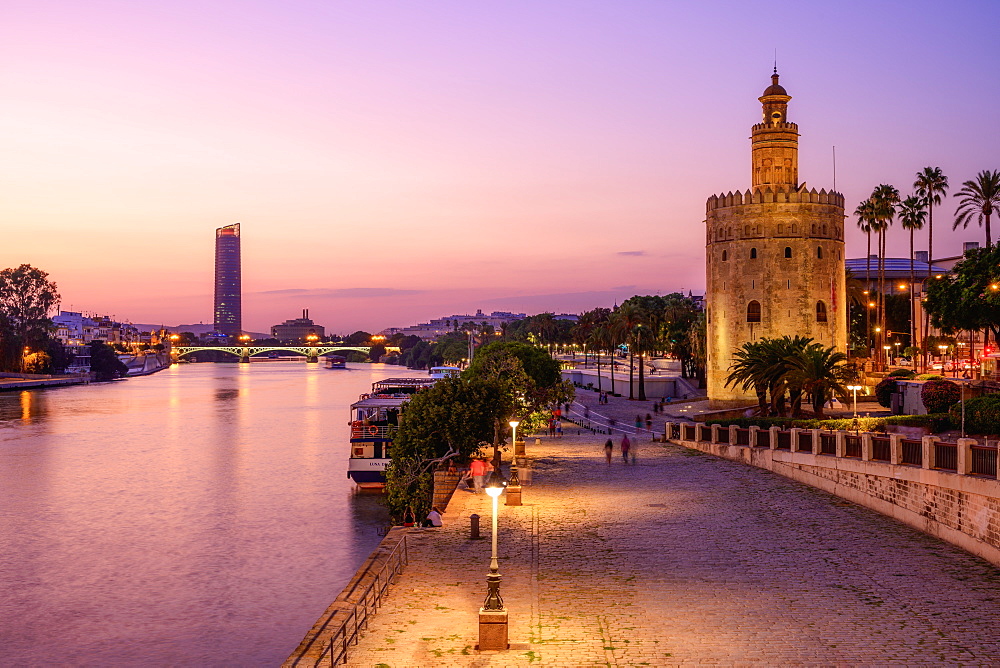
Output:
[
  {"xmin": 750, "ymin": 247, "xmax": 757, "ymax": 259},
  {"xmin": 784, "ymin": 247, "xmax": 792, "ymax": 258},
  {"xmin": 722, "ymin": 249, "xmax": 728, "ymax": 261},
  {"xmin": 817, "ymin": 246, "xmax": 823, "ymax": 259},
  {"xmin": 816, "ymin": 301, "xmax": 828, "ymax": 323},
  {"xmin": 747, "ymin": 301, "xmax": 761, "ymax": 323}
]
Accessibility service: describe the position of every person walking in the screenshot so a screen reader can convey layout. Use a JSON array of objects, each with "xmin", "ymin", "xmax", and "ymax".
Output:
[
  {"xmin": 604, "ymin": 438, "xmax": 613, "ymax": 466},
  {"xmin": 645, "ymin": 413, "xmax": 653, "ymax": 431},
  {"xmin": 548, "ymin": 417, "xmax": 555, "ymax": 437},
  {"xmin": 555, "ymin": 419, "xmax": 563, "ymax": 438},
  {"xmin": 470, "ymin": 457, "xmax": 487, "ymax": 493},
  {"xmin": 621, "ymin": 433, "xmax": 631, "ymax": 464}
]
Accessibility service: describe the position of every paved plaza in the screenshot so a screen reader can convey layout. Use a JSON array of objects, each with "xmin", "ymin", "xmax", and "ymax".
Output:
[{"xmin": 344, "ymin": 408, "xmax": 1000, "ymax": 666}]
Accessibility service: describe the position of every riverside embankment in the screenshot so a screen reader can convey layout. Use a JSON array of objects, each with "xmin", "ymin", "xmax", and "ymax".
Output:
[{"xmin": 317, "ymin": 420, "xmax": 1000, "ymax": 666}]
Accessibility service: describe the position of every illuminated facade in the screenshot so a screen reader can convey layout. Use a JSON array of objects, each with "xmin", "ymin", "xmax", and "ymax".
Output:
[
  {"xmin": 214, "ymin": 223, "xmax": 242, "ymax": 337},
  {"xmin": 705, "ymin": 72, "xmax": 847, "ymax": 406}
]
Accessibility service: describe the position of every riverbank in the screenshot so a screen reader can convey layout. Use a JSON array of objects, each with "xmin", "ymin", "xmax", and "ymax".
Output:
[
  {"xmin": 319, "ymin": 428, "xmax": 1000, "ymax": 666},
  {"xmin": 0, "ymin": 372, "xmax": 86, "ymax": 391}
]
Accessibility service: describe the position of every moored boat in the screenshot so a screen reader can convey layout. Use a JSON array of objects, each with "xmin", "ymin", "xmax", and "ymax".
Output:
[
  {"xmin": 347, "ymin": 377, "xmax": 437, "ymax": 489},
  {"xmin": 325, "ymin": 355, "xmax": 347, "ymax": 369}
]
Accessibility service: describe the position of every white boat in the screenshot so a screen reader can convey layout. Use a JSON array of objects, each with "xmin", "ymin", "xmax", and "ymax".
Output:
[
  {"xmin": 347, "ymin": 377, "xmax": 438, "ymax": 489},
  {"xmin": 429, "ymin": 366, "xmax": 461, "ymax": 379}
]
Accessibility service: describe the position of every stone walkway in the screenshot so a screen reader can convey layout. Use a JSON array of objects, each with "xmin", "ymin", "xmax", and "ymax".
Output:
[{"xmin": 345, "ymin": 430, "xmax": 1000, "ymax": 666}]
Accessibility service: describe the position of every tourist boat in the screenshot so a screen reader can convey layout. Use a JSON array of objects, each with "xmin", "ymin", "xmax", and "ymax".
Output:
[
  {"xmin": 325, "ymin": 355, "xmax": 347, "ymax": 369},
  {"xmin": 429, "ymin": 366, "xmax": 461, "ymax": 379},
  {"xmin": 347, "ymin": 377, "xmax": 438, "ymax": 489}
]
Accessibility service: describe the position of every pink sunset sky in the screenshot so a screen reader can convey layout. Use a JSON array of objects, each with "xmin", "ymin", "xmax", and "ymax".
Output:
[{"xmin": 2, "ymin": 1, "xmax": 998, "ymax": 334}]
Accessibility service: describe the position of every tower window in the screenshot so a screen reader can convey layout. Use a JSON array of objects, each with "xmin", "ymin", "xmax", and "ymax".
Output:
[
  {"xmin": 817, "ymin": 246, "xmax": 823, "ymax": 259},
  {"xmin": 784, "ymin": 247, "xmax": 792, "ymax": 258},
  {"xmin": 744, "ymin": 225, "xmax": 751, "ymax": 236},
  {"xmin": 816, "ymin": 301, "xmax": 828, "ymax": 323},
  {"xmin": 750, "ymin": 247, "xmax": 757, "ymax": 259},
  {"xmin": 747, "ymin": 301, "xmax": 762, "ymax": 323},
  {"xmin": 722, "ymin": 250, "xmax": 728, "ymax": 261}
]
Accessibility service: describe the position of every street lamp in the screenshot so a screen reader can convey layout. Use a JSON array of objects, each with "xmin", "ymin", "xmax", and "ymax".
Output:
[
  {"xmin": 847, "ymin": 385, "xmax": 862, "ymax": 417},
  {"xmin": 480, "ymin": 470, "xmax": 509, "ymax": 650},
  {"xmin": 509, "ymin": 419, "xmax": 521, "ymax": 456}
]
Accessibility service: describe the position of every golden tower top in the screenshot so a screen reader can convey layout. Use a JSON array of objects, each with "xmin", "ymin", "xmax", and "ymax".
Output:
[{"xmin": 751, "ymin": 69, "xmax": 799, "ymax": 188}]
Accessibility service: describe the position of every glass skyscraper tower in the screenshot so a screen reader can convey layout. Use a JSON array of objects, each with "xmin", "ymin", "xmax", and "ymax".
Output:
[{"xmin": 214, "ymin": 223, "xmax": 241, "ymax": 336}]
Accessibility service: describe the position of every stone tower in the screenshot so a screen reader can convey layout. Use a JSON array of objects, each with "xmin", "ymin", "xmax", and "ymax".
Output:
[{"xmin": 705, "ymin": 71, "xmax": 846, "ymax": 406}]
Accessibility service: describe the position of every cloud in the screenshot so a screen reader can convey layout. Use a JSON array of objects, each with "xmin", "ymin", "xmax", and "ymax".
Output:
[
  {"xmin": 255, "ymin": 287, "xmax": 424, "ymax": 298},
  {"xmin": 617, "ymin": 250, "xmax": 646, "ymax": 256}
]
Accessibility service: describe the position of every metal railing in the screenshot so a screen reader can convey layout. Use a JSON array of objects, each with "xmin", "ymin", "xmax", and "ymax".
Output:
[
  {"xmin": 776, "ymin": 431, "xmax": 791, "ymax": 450},
  {"xmin": 972, "ymin": 445, "xmax": 998, "ymax": 477},
  {"xmin": 735, "ymin": 428, "xmax": 750, "ymax": 446},
  {"xmin": 901, "ymin": 440, "xmax": 923, "ymax": 466},
  {"xmin": 845, "ymin": 434, "xmax": 862, "ymax": 458},
  {"xmin": 934, "ymin": 443, "xmax": 958, "ymax": 472},
  {"xmin": 297, "ymin": 535, "xmax": 408, "ymax": 666},
  {"xmin": 756, "ymin": 430, "xmax": 770, "ymax": 448},
  {"xmin": 717, "ymin": 428, "xmax": 730, "ymax": 444},
  {"xmin": 820, "ymin": 432, "xmax": 836, "ymax": 455},
  {"xmin": 872, "ymin": 436, "xmax": 891, "ymax": 462},
  {"xmin": 350, "ymin": 425, "xmax": 397, "ymax": 440},
  {"xmin": 798, "ymin": 432, "xmax": 813, "ymax": 453}
]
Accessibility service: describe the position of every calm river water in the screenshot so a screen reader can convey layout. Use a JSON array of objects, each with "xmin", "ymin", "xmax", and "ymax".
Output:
[{"xmin": 0, "ymin": 362, "xmax": 404, "ymax": 666}]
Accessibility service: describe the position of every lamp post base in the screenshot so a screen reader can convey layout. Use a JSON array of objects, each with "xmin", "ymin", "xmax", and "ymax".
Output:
[{"xmin": 478, "ymin": 608, "xmax": 508, "ymax": 650}]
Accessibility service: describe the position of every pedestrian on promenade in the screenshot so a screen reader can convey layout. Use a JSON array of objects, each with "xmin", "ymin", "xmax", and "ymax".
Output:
[
  {"xmin": 422, "ymin": 507, "xmax": 443, "ymax": 527},
  {"xmin": 634, "ymin": 415, "xmax": 642, "ymax": 431},
  {"xmin": 470, "ymin": 458, "xmax": 487, "ymax": 493},
  {"xmin": 604, "ymin": 438, "xmax": 613, "ymax": 466},
  {"xmin": 555, "ymin": 419, "xmax": 563, "ymax": 438},
  {"xmin": 609, "ymin": 417, "xmax": 617, "ymax": 432},
  {"xmin": 548, "ymin": 417, "xmax": 555, "ymax": 437},
  {"xmin": 621, "ymin": 434, "xmax": 631, "ymax": 463},
  {"xmin": 645, "ymin": 413, "xmax": 653, "ymax": 431}
]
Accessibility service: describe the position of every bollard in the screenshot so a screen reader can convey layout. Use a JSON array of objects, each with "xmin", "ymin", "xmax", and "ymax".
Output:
[{"xmin": 470, "ymin": 513, "xmax": 480, "ymax": 540}]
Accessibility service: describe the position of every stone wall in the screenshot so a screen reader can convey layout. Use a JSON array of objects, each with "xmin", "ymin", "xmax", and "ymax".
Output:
[{"xmin": 667, "ymin": 423, "xmax": 1000, "ymax": 567}]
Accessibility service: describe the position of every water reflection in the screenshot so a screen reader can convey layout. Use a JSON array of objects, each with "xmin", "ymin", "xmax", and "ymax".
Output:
[{"xmin": 0, "ymin": 363, "xmax": 400, "ymax": 665}]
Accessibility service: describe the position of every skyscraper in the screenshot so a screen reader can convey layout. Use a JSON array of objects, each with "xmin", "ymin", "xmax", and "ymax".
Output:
[{"xmin": 214, "ymin": 223, "xmax": 241, "ymax": 336}]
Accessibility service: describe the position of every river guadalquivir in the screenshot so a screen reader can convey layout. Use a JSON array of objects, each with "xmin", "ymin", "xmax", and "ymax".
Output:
[{"xmin": 0, "ymin": 362, "xmax": 402, "ymax": 666}]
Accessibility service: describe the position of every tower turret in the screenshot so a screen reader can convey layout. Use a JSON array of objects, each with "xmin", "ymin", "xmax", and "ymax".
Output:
[{"xmin": 751, "ymin": 69, "xmax": 799, "ymax": 188}]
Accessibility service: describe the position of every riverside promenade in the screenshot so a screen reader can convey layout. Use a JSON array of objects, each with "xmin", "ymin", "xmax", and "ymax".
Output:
[{"xmin": 343, "ymin": 416, "xmax": 1000, "ymax": 666}]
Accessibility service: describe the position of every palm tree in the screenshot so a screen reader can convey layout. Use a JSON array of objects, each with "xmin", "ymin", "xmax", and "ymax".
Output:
[
  {"xmin": 611, "ymin": 304, "xmax": 644, "ymax": 400},
  {"xmin": 784, "ymin": 343, "xmax": 851, "ymax": 419},
  {"xmin": 914, "ymin": 167, "xmax": 949, "ymax": 370},
  {"xmin": 725, "ymin": 336, "xmax": 814, "ymax": 416},
  {"xmin": 591, "ymin": 322, "xmax": 614, "ymax": 395},
  {"xmin": 631, "ymin": 322, "xmax": 657, "ymax": 401},
  {"xmin": 854, "ymin": 199, "xmax": 876, "ymax": 358},
  {"xmin": 725, "ymin": 341, "xmax": 771, "ymax": 415},
  {"xmin": 898, "ymin": 195, "xmax": 927, "ymax": 355},
  {"xmin": 870, "ymin": 184, "xmax": 900, "ymax": 369},
  {"xmin": 574, "ymin": 310, "xmax": 599, "ymax": 366},
  {"xmin": 954, "ymin": 170, "xmax": 1000, "ymax": 248}
]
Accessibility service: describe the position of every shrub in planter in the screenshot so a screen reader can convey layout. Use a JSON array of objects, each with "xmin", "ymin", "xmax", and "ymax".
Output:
[
  {"xmin": 885, "ymin": 413, "xmax": 953, "ymax": 433},
  {"xmin": 916, "ymin": 374, "xmax": 943, "ymax": 380},
  {"xmin": 949, "ymin": 395, "xmax": 1000, "ymax": 436},
  {"xmin": 888, "ymin": 368, "xmax": 915, "ymax": 379},
  {"xmin": 874, "ymin": 378, "xmax": 897, "ymax": 408},
  {"xmin": 921, "ymin": 379, "xmax": 962, "ymax": 414}
]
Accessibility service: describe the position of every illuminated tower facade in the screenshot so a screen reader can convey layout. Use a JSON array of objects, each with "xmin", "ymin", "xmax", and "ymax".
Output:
[
  {"xmin": 705, "ymin": 72, "xmax": 847, "ymax": 406},
  {"xmin": 214, "ymin": 223, "xmax": 241, "ymax": 336}
]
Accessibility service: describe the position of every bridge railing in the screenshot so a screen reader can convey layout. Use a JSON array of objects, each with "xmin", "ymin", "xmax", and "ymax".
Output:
[{"xmin": 663, "ymin": 421, "xmax": 1000, "ymax": 481}]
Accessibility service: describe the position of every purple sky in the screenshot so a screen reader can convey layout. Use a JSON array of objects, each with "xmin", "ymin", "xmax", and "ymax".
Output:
[{"xmin": 2, "ymin": 1, "xmax": 998, "ymax": 333}]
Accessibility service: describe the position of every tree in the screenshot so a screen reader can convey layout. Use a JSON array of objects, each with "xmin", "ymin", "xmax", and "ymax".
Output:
[
  {"xmin": 343, "ymin": 330, "xmax": 373, "ymax": 346},
  {"xmin": 915, "ymin": 166, "xmax": 950, "ymax": 372},
  {"xmin": 367, "ymin": 344, "xmax": 386, "ymax": 362},
  {"xmin": 871, "ymin": 184, "xmax": 900, "ymax": 368},
  {"xmin": 0, "ymin": 264, "xmax": 60, "ymax": 372},
  {"xmin": 854, "ymin": 199, "xmax": 876, "ymax": 357},
  {"xmin": 465, "ymin": 340, "xmax": 571, "ymax": 414},
  {"xmin": 953, "ymin": 169, "xmax": 1000, "ymax": 248},
  {"xmin": 611, "ymin": 303, "xmax": 644, "ymax": 400},
  {"xmin": 924, "ymin": 244, "xmax": 1000, "ymax": 347},
  {"xmin": 783, "ymin": 343, "xmax": 851, "ymax": 419},
  {"xmin": 898, "ymin": 195, "xmax": 926, "ymax": 353},
  {"xmin": 89, "ymin": 340, "xmax": 128, "ymax": 381}
]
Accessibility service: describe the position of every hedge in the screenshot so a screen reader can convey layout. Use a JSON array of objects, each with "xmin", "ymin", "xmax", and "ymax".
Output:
[
  {"xmin": 949, "ymin": 395, "xmax": 1000, "ymax": 436},
  {"xmin": 875, "ymin": 378, "xmax": 897, "ymax": 408},
  {"xmin": 701, "ymin": 414, "xmax": 953, "ymax": 434},
  {"xmin": 921, "ymin": 380, "xmax": 962, "ymax": 414}
]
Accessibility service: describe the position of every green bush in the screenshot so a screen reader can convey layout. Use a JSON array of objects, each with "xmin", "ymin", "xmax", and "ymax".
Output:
[
  {"xmin": 949, "ymin": 395, "xmax": 1000, "ymax": 436},
  {"xmin": 921, "ymin": 379, "xmax": 962, "ymax": 414},
  {"xmin": 884, "ymin": 413, "xmax": 953, "ymax": 433},
  {"xmin": 916, "ymin": 374, "xmax": 943, "ymax": 380},
  {"xmin": 704, "ymin": 413, "xmax": 953, "ymax": 434},
  {"xmin": 874, "ymin": 378, "xmax": 897, "ymax": 408},
  {"xmin": 888, "ymin": 368, "xmax": 915, "ymax": 379}
]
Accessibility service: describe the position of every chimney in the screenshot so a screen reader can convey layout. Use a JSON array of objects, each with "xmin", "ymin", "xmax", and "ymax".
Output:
[
  {"xmin": 964, "ymin": 241, "xmax": 980, "ymax": 253},
  {"xmin": 914, "ymin": 250, "xmax": 928, "ymax": 264}
]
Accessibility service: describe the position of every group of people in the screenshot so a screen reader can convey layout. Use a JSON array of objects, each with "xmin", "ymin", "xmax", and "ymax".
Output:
[
  {"xmin": 547, "ymin": 417, "xmax": 563, "ymax": 438},
  {"xmin": 651, "ymin": 398, "xmax": 671, "ymax": 413},
  {"xmin": 604, "ymin": 433, "xmax": 635, "ymax": 465},
  {"xmin": 597, "ymin": 392, "xmax": 611, "ymax": 404},
  {"xmin": 402, "ymin": 506, "xmax": 444, "ymax": 528}
]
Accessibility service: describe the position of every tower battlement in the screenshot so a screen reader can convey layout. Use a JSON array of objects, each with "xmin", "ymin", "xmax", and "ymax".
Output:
[
  {"xmin": 706, "ymin": 187, "xmax": 845, "ymax": 212},
  {"xmin": 751, "ymin": 121, "xmax": 799, "ymax": 133}
]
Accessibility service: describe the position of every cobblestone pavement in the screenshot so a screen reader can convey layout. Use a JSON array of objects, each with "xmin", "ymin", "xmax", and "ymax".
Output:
[{"xmin": 344, "ymin": 429, "xmax": 1000, "ymax": 667}]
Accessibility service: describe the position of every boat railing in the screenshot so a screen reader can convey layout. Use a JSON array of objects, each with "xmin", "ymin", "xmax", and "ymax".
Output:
[{"xmin": 351, "ymin": 424, "xmax": 397, "ymax": 439}]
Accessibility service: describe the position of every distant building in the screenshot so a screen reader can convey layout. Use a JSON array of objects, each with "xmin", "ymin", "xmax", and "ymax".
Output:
[
  {"xmin": 382, "ymin": 309, "xmax": 526, "ymax": 340},
  {"xmin": 214, "ymin": 223, "xmax": 242, "ymax": 336},
  {"xmin": 271, "ymin": 309, "xmax": 325, "ymax": 342}
]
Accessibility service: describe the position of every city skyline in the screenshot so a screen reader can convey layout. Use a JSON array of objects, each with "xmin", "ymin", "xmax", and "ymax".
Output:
[{"xmin": 2, "ymin": 1, "xmax": 998, "ymax": 332}]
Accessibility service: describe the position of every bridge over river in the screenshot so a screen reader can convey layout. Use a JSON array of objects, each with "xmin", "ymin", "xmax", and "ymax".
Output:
[
  {"xmin": 173, "ymin": 345, "xmax": 371, "ymax": 363},
  {"xmin": 291, "ymin": 397, "xmax": 1000, "ymax": 666}
]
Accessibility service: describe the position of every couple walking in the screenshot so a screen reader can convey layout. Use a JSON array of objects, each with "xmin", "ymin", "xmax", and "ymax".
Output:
[{"xmin": 604, "ymin": 433, "xmax": 635, "ymax": 465}]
